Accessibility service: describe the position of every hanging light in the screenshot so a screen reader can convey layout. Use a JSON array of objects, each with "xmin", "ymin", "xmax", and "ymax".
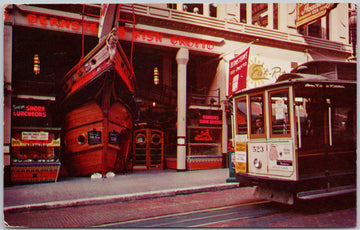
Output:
[
  {"xmin": 153, "ymin": 67, "xmax": 159, "ymax": 85},
  {"xmin": 33, "ymin": 54, "xmax": 40, "ymax": 75}
]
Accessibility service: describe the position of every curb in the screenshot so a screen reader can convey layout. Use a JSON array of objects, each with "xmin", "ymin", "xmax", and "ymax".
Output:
[{"xmin": 4, "ymin": 183, "xmax": 239, "ymax": 213}]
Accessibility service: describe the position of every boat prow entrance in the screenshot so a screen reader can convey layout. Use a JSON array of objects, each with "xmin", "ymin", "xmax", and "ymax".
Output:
[{"xmin": 59, "ymin": 29, "xmax": 136, "ymax": 177}]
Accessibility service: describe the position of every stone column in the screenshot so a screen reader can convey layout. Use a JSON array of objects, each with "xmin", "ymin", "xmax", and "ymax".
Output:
[
  {"xmin": 176, "ymin": 48, "xmax": 189, "ymax": 171},
  {"xmin": 267, "ymin": 3, "xmax": 274, "ymax": 30},
  {"xmin": 246, "ymin": 3, "xmax": 252, "ymax": 25}
]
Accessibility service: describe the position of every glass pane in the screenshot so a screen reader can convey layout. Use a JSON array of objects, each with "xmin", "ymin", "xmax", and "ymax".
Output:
[
  {"xmin": 250, "ymin": 94, "xmax": 264, "ymax": 135},
  {"xmin": 252, "ymin": 3, "xmax": 268, "ymax": 27},
  {"xmin": 270, "ymin": 90, "xmax": 290, "ymax": 136},
  {"xmin": 236, "ymin": 98, "xmax": 247, "ymax": 134}
]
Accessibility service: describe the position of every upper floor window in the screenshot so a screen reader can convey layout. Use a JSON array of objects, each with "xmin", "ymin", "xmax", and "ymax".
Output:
[
  {"xmin": 210, "ymin": 3, "xmax": 217, "ymax": 17},
  {"xmin": 240, "ymin": 3, "xmax": 247, "ymax": 23},
  {"xmin": 298, "ymin": 16, "xmax": 329, "ymax": 39},
  {"xmin": 252, "ymin": 3, "xmax": 268, "ymax": 27},
  {"xmin": 240, "ymin": 3, "xmax": 278, "ymax": 29},
  {"xmin": 167, "ymin": 4, "xmax": 176, "ymax": 10},
  {"xmin": 183, "ymin": 4, "xmax": 203, "ymax": 15},
  {"xmin": 273, "ymin": 3, "xmax": 278, "ymax": 30}
]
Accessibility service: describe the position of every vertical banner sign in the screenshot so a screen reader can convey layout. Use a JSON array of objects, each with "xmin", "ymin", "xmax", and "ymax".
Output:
[
  {"xmin": 296, "ymin": 3, "xmax": 336, "ymax": 28},
  {"xmin": 228, "ymin": 48, "xmax": 250, "ymax": 97}
]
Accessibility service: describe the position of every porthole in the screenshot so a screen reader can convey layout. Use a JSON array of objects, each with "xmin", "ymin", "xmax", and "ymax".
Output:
[
  {"xmin": 78, "ymin": 134, "xmax": 86, "ymax": 145},
  {"xmin": 136, "ymin": 133, "xmax": 146, "ymax": 145},
  {"xmin": 151, "ymin": 133, "xmax": 161, "ymax": 145}
]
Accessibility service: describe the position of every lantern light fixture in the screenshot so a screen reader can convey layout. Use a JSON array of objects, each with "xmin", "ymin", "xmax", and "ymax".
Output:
[
  {"xmin": 33, "ymin": 54, "xmax": 40, "ymax": 75},
  {"xmin": 154, "ymin": 67, "xmax": 159, "ymax": 85}
]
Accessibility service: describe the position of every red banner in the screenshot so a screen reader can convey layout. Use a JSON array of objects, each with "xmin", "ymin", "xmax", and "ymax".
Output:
[
  {"xmin": 296, "ymin": 3, "xmax": 337, "ymax": 28},
  {"xmin": 228, "ymin": 47, "xmax": 250, "ymax": 97}
]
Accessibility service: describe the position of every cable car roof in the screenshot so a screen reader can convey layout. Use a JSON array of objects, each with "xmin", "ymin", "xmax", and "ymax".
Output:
[
  {"xmin": 276, "ymin": 73, "xmax": 356, "ymax": 84},
  {"xmin": 231, "ymin": 73, "xmax": 356, "ymax": 98}
]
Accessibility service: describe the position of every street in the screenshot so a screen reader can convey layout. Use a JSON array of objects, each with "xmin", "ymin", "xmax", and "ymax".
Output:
[{"xmin": 4, "ymin": 187, "xmax": 356, "ymax": 228}]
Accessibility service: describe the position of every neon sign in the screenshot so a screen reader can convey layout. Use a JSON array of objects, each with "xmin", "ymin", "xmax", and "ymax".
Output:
[
  {"xmin": 117, "ymin": 27, "xmax": 215, "ymax": 51},
  {"xmin": 199, "ymin": 115, "xmax": 222, "ymax": 125},
  {"xmin": 194, "ymin": 129, "xmax": 213, "ymax": 142},
  {"xmin": 12, "ymin": 105, "xmax": 47, "ymax": 118},
  {"xmin": 26, "ymin": 13, "xmax": 98, "ymax": 35}
]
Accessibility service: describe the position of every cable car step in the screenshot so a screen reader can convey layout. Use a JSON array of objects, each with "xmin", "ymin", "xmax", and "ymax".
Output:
[{"xmin": 297, "ymin": 185, "xmax": 356, "ymax": 200}]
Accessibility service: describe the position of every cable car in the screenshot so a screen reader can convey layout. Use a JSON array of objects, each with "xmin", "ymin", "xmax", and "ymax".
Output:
[{"xmin": 230, "ymin": 60, "xmax": 356, "ymax": 204}]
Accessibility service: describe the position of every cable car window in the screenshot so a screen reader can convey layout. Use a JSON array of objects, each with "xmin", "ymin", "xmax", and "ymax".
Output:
[
  {"xmin": 269, "ymin": 89, "xmax": 290, "ymax": 137},
  {"xmin": 250, "ymin": 93, "xmax": 265, "ymax": 137},
  {"xmin": 235, "ymin": 97, "xmax": 247, "ymax": 135},
  {"xmin": 337, "ymin": 63, "xmax": 357, "ymax": 80}
]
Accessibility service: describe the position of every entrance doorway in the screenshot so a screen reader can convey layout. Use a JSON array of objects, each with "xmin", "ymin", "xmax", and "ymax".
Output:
[{"xmin": 134, "ymin": 129, "xmax": 164, "ymax": 169}]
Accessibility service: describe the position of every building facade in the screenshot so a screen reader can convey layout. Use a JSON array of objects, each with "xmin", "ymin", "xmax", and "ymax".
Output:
[{"xmin": 3, "ymin": 3, "xmax": 356, "ymax": 182}]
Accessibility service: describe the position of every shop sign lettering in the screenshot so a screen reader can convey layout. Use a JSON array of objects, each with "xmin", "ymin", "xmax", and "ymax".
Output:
[
  {"xmin": 26, "ymin": 13, "xmax": 98, "ymax": 35},
  {"xmin": 12, "ymin": 105, "xmax": 47, "ymax": 118},
  {"xmin": 199, "ymin": 115, "xmax": 222, "ymax": 125},
  {"xmin": 118, "ymin": 27, "xmax": 215, "ymax": 51},
  {"xmin": 296, "ymin": 3, "xmax": 336, "ymax": 27},
  {"xmin": 247, "ymin": 57, "xmax": 287, "ymax": 89},
  {"xmin": 228, "ymin": 48, "xmax": 250, "ymax": 96},
  {"xmin": 22, "ymin": 131, "xmax": 49, "ymax": 141}
]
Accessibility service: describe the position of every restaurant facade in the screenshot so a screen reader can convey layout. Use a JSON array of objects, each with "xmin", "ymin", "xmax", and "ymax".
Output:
[{"xmin": 3, "ymin": 3, "xmax": 356, "ymax": 183}]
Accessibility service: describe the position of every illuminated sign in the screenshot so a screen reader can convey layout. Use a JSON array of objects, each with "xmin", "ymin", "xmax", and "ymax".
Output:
[
  {"xmin": 12, "ymin": 105, "xmax": 47, "ymax": 118},
  {"xmin": 199, "ymin": 115, "xmax": 222, "ymax": 125},
  {"xmin": 26, "ymin": 13, "xmax": 98, "ymax": 35},
  {"xmin": 194, "ymin": 129, "xmax": 213, "ymax": 142},
  {"xmin": 117, "ymin": 27, "xmax": 215, "ymax": 51}
]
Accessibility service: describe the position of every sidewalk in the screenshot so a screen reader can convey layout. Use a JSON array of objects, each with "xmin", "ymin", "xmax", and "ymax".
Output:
[{"xmin": 4, "ymin": 168, "xmax": 238, "ymax": 213}]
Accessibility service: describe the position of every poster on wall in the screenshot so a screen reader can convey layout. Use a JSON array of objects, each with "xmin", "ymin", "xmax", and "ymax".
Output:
[{"xmin": 228, "ymin": 47, "xmax": 250, "ymax": 97}]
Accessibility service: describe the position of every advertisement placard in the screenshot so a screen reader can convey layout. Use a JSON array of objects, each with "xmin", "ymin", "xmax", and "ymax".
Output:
[{"xmin": 228, "ymin": 48, "xmax": 250, "ymax": 97}]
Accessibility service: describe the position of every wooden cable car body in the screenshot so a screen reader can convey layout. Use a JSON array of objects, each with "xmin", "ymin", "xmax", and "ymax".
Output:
[{"xmin": 230, "ymin": 61, "xmax": 356, "ymax": 204}]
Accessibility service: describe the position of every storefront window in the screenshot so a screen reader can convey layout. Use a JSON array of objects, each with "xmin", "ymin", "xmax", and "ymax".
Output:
[
  {"xmin": 236, "ymin": 97, "xmax": 247, "ymax": 135},
  {"xmin": 252, "ymin": 3, "xmax": 268, "ymax": 27},
  {"xmin": 269, "ymin": 89, "xmax": 290, "ymax": 137},
  {"xmin": 250, "ymin": 93, "xmax": 265, "ymax": 137}
]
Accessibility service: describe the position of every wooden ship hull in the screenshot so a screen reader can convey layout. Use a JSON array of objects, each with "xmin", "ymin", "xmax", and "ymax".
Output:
[{"xmin": 59, "ymin": 30, "xmax": 136, "ymax": 177}]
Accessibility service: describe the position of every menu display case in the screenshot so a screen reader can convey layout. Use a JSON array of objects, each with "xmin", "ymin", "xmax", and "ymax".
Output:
[
  {"xmin": 10, "ymin": 99, "xmax": 61, "ymax": 184},
  {"xmin": 187, "ymin": 109, "xmax": 223, "ymax": 170}
]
